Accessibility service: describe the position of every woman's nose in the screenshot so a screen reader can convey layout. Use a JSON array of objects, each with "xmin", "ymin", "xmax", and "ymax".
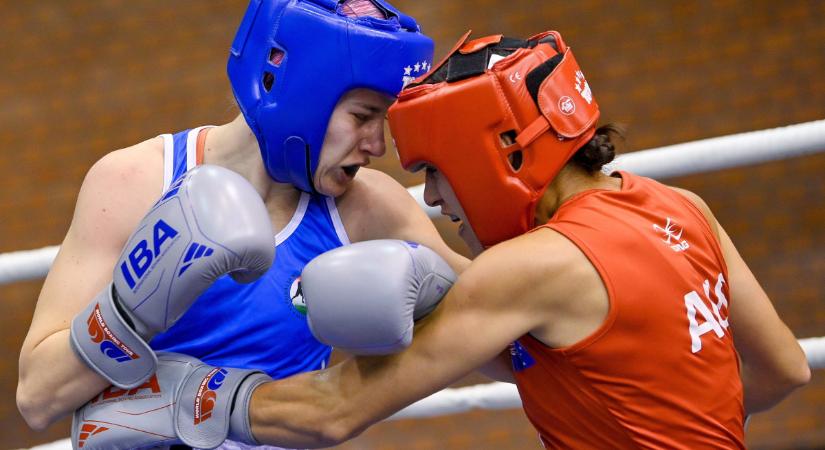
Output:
[
  {"xmin": 360, "ymin": 122, "xmax": 387, "ymax": 157},
  {"xmin": 422, "ymin": 170, "xmax": 441, "ymax": 207}
]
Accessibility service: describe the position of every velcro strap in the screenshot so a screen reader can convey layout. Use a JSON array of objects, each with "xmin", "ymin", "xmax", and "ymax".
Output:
[
  {"xmin": 69, "ymin": 284, "xmax": 157, "ymax": 389},
  {"xmin": 534, "ymin": 49, "xmax": 600, "ymax": 138},
  {"xmin": 228, "ymin": 373, "xmax": 272, "ymax": 444},
  {"xmin": 420, "ymin": 34, "xmax": 534, "ymax": 85},
  {"xmin": 175, "ymin": 365, "xmax": 264, "ymax": 449},
  {"xmin": 516, "ymin": 115, "xmax": 551, "ymax": 149},
  {"xmin": 444, "ymin": 50, "xmax": 490, "ymax": 82}
]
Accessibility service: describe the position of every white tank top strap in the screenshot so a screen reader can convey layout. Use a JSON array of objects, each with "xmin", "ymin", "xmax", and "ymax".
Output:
[
  {"xmin": 160, "ymin": 133, "xmax": 175, "ymax": 191},
  {"xmin": 160, "ymin": 125, "xmax": 215, "ymax": 192},
  {"xmin": 275, "ymin": 192, "xmax": 311, "ymax": 245},
  {"xmin": 324, "ymin": 196, "xmax": 351, "ymax": 245}
]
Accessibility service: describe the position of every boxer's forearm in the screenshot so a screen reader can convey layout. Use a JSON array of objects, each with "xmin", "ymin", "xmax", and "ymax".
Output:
[
  {"xmin": 17, "ymin": 330, "xmax": 109, "ymax": 430},
  {"xmin": 248, "ymin": 367, "xmax": 362, "ymax": 448}
]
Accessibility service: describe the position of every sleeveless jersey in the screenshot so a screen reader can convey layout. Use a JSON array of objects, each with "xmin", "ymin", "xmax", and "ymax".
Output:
[
  {"xmin": 150, "ymin": 127, "xmax": 350, "ymax": 379},
  {"xmin": 511, "ymin": 172, "xmax": 744, "ymax": 449}
]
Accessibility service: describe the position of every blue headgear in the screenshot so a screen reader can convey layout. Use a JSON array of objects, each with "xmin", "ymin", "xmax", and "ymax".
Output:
[{"xmin": 228, "ymin": 0, "xmax": 434, "ymax": 192}]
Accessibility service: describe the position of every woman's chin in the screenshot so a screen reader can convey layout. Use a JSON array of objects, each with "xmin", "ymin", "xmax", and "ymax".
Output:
[
  {"xmin": 458, "ymin": 223, "xmax": 485, "ymax": 257},
  {"xmin": 315, "ymin": 175, "xmax": 351, "ymax": 197}
]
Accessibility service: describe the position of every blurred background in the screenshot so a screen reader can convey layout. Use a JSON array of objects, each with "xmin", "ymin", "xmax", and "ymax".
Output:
[{"xmin": 1, "ymin": 0, "xmax": 823, "ymax": 448}]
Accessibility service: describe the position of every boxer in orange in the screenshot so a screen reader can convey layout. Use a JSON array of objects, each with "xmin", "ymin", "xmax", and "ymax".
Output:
[{"xmin": 75, "ymin": 30, "xmax": 810, "ymax": 449}]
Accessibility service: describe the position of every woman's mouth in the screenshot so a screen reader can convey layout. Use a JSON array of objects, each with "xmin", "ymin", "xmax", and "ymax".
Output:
[{"xmin": 341, "ymin": 164, "xmax": 360, "ymax": 178}]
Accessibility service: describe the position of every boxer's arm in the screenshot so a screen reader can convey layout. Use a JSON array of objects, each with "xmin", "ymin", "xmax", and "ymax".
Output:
[
  {"xmin": 248, "ymin": 236, "xmax": 557, "ymax": 447},
  {"xmin": 476, "ymin": 350, "xmax": 516, "ymax": 383},
  {"xmin": 17, "ymin": 142, "xmax": 163, "ymax": 430},
  {"xmin": 672, "ymin": 188, "xmax": 810, "ymax": 414},
  {"xmin": 338, "ymin": 168, "xmax": 471, "ymax": 273},
  {"xmin": 718, "ymin": 224, "xmax": 810, "ymax": 413}
]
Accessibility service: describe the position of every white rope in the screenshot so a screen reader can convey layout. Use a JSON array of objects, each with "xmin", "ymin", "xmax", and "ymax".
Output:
[
  {"xmin": 28, "ymin": 333, "xmax": 825, "ymax": 450},
  {"xmin": 0, "ymin": 246, "xmax": 58, "ymax": 284},
  {"xmin": 397, "ymin": 336, "xmax": 825, "ymax": 419},
  {"xmin": 2, "ymin": 120, "xmax": 824, "ymax": 285},
  {"xmin": 389, "ymin": 381, "xmax": 521, "ymax": 420},
  {"xmin": 800, "ymin": 337, "xmax": 825, "ymax": 370},
  {"xmin": 602, "ymin": 119, "xmax": 825, "ymax": 179},
  {"xmin": 408, "ymin": 119, "xmax": 825, "ymax": 217},
  {"xmin": 27, "ymin": 439, "xmax": 71, "ymax": 450}
]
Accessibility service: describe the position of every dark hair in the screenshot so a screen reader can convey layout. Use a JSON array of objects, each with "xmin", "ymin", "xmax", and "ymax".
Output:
[{"xmin": 571, "ymin": 123, "xmax": 625, "ymax": 173}]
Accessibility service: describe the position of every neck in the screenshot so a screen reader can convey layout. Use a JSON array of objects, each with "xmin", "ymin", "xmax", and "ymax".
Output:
[
  {"xmin": 534, "ymin": 165, "xmax": 622, "ymax": 225},
  {"xmin": 203, "ymin": 114, "xmax": 302, "ymax": 209}
]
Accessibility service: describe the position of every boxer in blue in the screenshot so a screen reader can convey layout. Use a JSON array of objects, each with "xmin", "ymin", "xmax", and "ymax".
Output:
[{"xmin": 16, "ymin": 1, "xmax": 466, "ymax": 448}]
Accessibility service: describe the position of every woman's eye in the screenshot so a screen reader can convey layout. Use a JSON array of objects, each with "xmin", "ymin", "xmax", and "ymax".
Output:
[{"xmin": 352, "ymin": 113, "xmax": 369, "ymax": 122}]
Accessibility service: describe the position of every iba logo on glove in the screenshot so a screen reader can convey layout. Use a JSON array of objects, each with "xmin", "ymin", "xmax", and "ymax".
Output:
[{"xmin": 119, "ymin": 219, "xmax": 180, "ymax": 290}]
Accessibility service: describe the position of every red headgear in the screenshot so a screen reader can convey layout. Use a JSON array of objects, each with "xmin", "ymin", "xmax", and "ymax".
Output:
[{"xmin": 388, "ymin": 30, "xmax": 600, "ymax": 247}]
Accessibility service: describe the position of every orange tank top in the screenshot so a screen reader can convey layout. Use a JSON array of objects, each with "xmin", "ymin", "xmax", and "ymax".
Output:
[{"xmin": 512, "ymin": 172, "xmax": 744, "ymax": 449}]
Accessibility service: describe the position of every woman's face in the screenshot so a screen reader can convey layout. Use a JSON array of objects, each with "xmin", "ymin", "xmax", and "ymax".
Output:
[
  {"xmin": 423, "ymin": 165, "xmax": 485, "ymax": 256},
  {"xmin": 313, "ymin": 88, "xmax": 394, "ymax": 197}
]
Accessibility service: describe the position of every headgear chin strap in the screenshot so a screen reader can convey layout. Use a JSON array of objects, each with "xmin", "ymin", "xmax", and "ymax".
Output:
[
  {"xmin": 389, "ymin": 30, "xmax": 600, "ymax": 247},
  {"xmin": 228, "ymin": 0, "xmax": 434, "ymax": 192}
]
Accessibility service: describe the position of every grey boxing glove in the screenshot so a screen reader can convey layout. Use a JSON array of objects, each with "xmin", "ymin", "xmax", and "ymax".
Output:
[
  {"xmin": 70, "ymin": 165, "xmax": 275, "ymax": 388},
  {"xmin": 71, "ymin": 352, "xmax": 269, "ymax": 450},
  {"xmin": 301, "ymin": 240, "xmax": 456, "ymax": 355}
]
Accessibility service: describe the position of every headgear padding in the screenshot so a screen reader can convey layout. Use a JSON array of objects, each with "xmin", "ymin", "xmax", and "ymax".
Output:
[
  {"xmin": 389, "ymin": 30, "xmax": 600, "ymax": 247},
  {"xmin": 228, "ymin": 0, "xmax": 434, "ymax": 192}
]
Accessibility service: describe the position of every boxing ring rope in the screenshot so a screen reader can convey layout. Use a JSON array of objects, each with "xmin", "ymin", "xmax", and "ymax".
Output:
[
  {"xmin": 409, "ymin": 119, "xmax": 825, "ymax": 218},
  {"xmin": 3, "ymin": 120, "xmax": 824, "ymax": 447},
  {"xmin": 5, "ymin": 119, "xmax": 825, "ymax": 286}
]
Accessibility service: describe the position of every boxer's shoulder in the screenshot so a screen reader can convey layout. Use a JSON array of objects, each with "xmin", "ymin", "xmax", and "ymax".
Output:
[
  {"xmin": 335, "ymin": 167, "xmax": 425, "ymax": 242},
  {"xmin": 73, "ymin": 137, "xmax": 165, "ymax": 246},
  {"xmin": 467, "ymin": 229, "xmax": 592, "ymax": 307},
  {"xmin": 84, "ymin": 137, "xmax": 164, "ymax": 197},
  {"xmin": 339, "ymin": 167, "xmax": 405, "ymax": 206}
]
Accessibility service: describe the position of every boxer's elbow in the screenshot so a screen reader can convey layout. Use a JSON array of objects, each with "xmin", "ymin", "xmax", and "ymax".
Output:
[
  {"xmin": 17, "ymin": 380, "xmax": 59, "ymax": 431},
  {"xmin": 317, "ymin": 413, "xmax": 364, "ymax": 446},
  {"xmin": 784, "ymin": 358, "xmax": 811, "ymax": 391},
  {"xmin": 766, "ymin": 349, "xmax": 811, "ymax": 394},
  {"xmin": 17, "ymin": 353, "xmax": 64, "ymax": 430},
  {"xmin": 741, "ymin": 353, "xmax": 811, "ymax": 414},
  {"xmin": 308, "ymin": 398, "xmax": 372, "ymax": 447}
]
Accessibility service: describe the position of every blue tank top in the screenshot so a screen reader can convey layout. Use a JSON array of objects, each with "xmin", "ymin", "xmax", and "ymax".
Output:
[{"xmin": 150, "ymin": 127, "xmax": 349, "ymax": 379}]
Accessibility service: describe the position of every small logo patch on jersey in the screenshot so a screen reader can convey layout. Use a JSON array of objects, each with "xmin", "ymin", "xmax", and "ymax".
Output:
[
  {"xmin": 510, "ymin": 341, "xmax": 535, "ymax": 372},
  {"xmin": 289, "ymin": 276, "xmax": 307, "ymax": 315},
  {"xmin": 653, "ymin": 217, "xmax": 690, "ymax": 252}
]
